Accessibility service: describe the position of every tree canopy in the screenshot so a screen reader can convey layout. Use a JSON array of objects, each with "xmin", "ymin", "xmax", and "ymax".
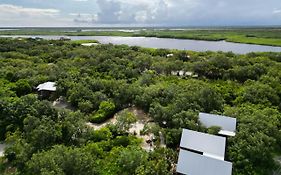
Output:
[{"xmin": 0, "ymin": 38, "xmax": 281, "ymax": 175}]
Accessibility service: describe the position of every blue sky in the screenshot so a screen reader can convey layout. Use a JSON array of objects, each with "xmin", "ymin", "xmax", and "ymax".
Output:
[{"xmin": 0, "ymin": 0, "xmax": 280, "ymax": 27}]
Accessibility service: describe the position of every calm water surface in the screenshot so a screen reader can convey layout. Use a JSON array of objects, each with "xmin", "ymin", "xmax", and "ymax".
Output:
[{"xmin": 2, "ymin": 35, "xmax": 281, "ymax": 54}]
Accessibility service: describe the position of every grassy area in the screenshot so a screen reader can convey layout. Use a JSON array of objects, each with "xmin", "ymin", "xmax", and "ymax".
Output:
[
  {"xmin": 69, "ymin": 40, "xmax": 99, "ymax": 44},
  {"xmin": 226, "ymin": 35, "xmax": 281, "ymax": 46},
  {"xmin": 1, "ymin": 28, "xmax": 281, "ymax": 46}
]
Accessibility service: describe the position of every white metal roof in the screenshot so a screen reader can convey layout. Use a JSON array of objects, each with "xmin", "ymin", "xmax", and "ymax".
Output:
[
  {"xmin": 176, "ymin": 149, "xmax": 232, "ymax": 175},
  {"xmin": 81, "ymin": 43, "xmax": 99, "ymax": 46},
  {"xmin": 180, "ymin": 129, "xmax": 226, "ymax": 160},
  {"xmin": 219, "ymin": 130, "xmax": 236, "ymax": 137},
  {"xmin": 199, "ymin": 112, "xmax": 237, "ymax": 136},
  {"xmin": 36, "ymin": 82, "xmax": 56, "ymax": 91}
]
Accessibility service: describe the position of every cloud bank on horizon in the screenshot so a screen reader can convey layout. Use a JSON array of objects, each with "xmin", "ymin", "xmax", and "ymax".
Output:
[{"xmin": 0, "ymin": 0, "xmax": 280, "ymax": 27}]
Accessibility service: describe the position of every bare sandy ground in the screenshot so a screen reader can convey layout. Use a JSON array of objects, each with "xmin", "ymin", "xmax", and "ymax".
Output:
[
  {"xmin": 86, "ymin": 107, "xmax": 166, "ymax": 151},
  {"xmin": 273, "ymin": 156, "xmax": 281, "ymax": 175},
  {"xmin": 0, "ymin": 143, "xmax": 6, "ymax": 157},
  {"xmin": 87, "ymin": 107, "xmax": 149, "ymax": 130},
  {"xmin": 53, "ymin": 97, "xmax": 74, "ymax": 110}
]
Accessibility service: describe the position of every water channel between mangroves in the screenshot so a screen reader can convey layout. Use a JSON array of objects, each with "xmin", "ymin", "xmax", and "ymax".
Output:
[{"xmin": 2, "ymin": 35, "xmax": 281, "ymax": 54}]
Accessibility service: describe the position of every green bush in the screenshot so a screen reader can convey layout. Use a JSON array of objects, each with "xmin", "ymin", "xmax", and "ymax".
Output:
[
  {"xmin": 90, "ymin": 101, "xmax": 116, "ymax": 123},
  {"xmin": 90, "ymin": 113, "xmax": 107, "ymax": 123},
  {"xmin": 207, "ymin": 126, "xmax": 221, "ymax": 135}
]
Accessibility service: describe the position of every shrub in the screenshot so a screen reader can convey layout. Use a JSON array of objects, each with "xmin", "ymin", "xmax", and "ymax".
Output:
[{"xmin": 90, "ymin": 101, "xmax": 116, "ymax": 123}]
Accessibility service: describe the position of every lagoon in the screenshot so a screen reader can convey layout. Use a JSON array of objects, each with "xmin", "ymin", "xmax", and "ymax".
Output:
[{"xmin": 2, "ymin": 35, "xmax": 281, "ymax": 54}]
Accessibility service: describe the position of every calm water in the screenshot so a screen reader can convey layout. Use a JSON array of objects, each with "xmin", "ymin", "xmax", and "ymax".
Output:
[{"xmin": 2, "ymin": 35, "xmax": 281, "ymax": 54}]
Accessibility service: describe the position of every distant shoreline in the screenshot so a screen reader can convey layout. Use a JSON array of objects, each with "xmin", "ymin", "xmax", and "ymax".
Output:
[
  {"xmin": 0, "ymin": 27, "xmax": 281, "ymax": 47},
  {"xmin": 2, "ymin": 35, "xmax": 281, "ymax": 54}
]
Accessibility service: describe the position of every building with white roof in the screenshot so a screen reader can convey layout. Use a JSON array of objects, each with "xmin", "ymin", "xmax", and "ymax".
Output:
[
  {"xmin": 199, "ymin": 112, "xmax": 237, "ymax": 137},
  {"xmin": 36, "ymin": 82, "xmax": 56, "ymax": 91},
  {"xmin": 81, "ymin": 43, "xmax": 99, "ymax": 46},
  {"xmin": 36, "ymin": 82, "xmax": 56, "ymax": 99},
  {"xmin": 177, "ymin": 127, "xmax": 234, "ymax": 175},
  {"xmin": 180, "ymin": 129, "xmax": 226, "ymax": 160},
  {"xmin": 177, "ymin": 149, "xmax": 232, "ymax": 175}
]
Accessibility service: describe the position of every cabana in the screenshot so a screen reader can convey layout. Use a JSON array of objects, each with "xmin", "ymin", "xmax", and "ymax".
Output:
[{"xmin": 36, "ymin": 82, "xmax": 56, "ymax": 99}]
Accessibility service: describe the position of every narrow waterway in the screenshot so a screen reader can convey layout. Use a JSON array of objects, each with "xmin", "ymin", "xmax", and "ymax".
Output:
[{"xmin": 1, "ymin": 35, "xmax": 281, "ymax": 54}]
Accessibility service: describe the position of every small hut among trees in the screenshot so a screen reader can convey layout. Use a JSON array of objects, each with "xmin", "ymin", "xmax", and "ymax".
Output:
[{"xmin": 36, "ymin": 82, "xmax": 56, "ymax": 99}]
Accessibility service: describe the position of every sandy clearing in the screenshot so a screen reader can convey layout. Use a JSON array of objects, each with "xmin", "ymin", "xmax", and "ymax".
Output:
[
  {"xmin": 86, "ymin": 107, "xmax": 166, "ymax": 151},
  {"xmin": 0, "ymin": 143, "xmax": 6, "ymax": 157}
]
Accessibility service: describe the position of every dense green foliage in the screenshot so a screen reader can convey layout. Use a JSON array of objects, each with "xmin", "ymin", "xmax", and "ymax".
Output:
[
  {"xmin": 1, "ymin": 27, "xmax": 281, "ymax": 46},
  {"xmin": 90, "ymin": 101, "xmax": 116, "ymax": 123},
  {"xmin": 0, "ymin": 38, "xmax": 281, "ymax": 174}
]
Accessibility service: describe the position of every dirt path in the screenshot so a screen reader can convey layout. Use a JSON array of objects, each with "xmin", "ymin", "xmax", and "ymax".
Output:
[
  {"xmin": 273, "ymin": 156, "xmax": 281, "ymax": 175},
  {"xmin": 87, "ymin": 107, "xmax": 149, "ymax": 131},
  {"xmin": 0, "ymin": 143, "xmax": 6, "ymax": 157},
  {"xmin": 51, "ymin": 98, "xmax": 166, "ymax": 151},
  {"xmin": 87, "ymin": 107, "xmax": 166, "ymax": 151},
  {"xmin": 159, "ymin": 131, "xmax": 166, "ymax": 148},
  {"xmin": 86, "ymin": 116, "xmax": 117, "ymax": 130},
  {"xmin": 52, "ymin": 97, "xmax": 74, "ymax": 110}
]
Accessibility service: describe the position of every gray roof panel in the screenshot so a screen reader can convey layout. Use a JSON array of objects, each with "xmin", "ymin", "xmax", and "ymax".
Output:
[
  {"xmin": 176, "ymin": 149, "xmax": 232, "ymax": 175},
  {"xmin": 180, "ymin": 129, "xmax": 226, "ymax": 160},
  {"xmin": 199, "ymin": 112, "xmax": 237, "ymax": 136}
]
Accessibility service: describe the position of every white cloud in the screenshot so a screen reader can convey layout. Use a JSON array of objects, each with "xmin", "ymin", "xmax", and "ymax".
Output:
[
  {"xmin": 0, "ymin": 4, "xmax": 59, "ymax": 17},
  {"xmin": 90, "ymin": 0, "xmax": 281, "ymax": 26},
  {"xmin": 1, "ymin": 1, "xmax": 281, "ymax": 27},
  {"xmin": 91, "ymin": 0, "xmax": 210, "ymax": 24},
  {"xmin": 69, "ymin": 13, "xmax": 92, "ymax": 16},
  {"xmin": 95, "ymin": 0, "xmax": 122, "ymax": 23},
  {"xmin": 73, "ymin": 0, "xmax": 89, "ymax": 2},
  {"xmin": 70, "ymin": 13, "xmax": 97, "ymax": 23},
  {"xmin": 0, "ymin": 4, "xmax": 67, "ymax": 26},
  {"xmin": 94, "ymin": 0, "xmax": 171, "ymax": 24},
  {"xmin": 273, "ymin": 9, "xmax": 281, "ymax": 14}
]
